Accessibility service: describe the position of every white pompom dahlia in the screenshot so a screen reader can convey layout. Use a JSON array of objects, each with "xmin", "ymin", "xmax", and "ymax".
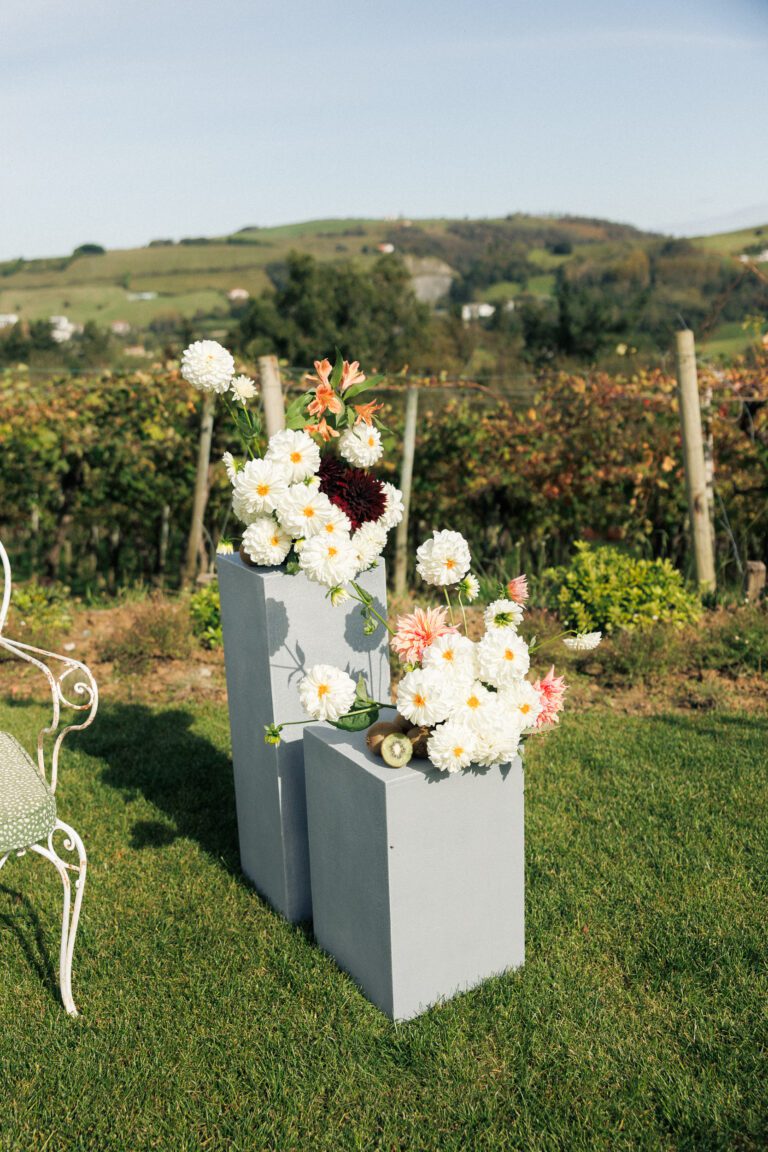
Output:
[
  {"xmin": 241, "ymin": 518, "xmax": 292, "ymax": 566},
  {"xmin": 181, "ymin": 340, "xmax": 235, "ymax": 393},
  {"xmin": 232, "ymin": 458, "xmax": 290, "ymax": 519},
  {"xmin": 396, "ymin": 668, "xmax": 453, "ymax": 727},
  {"xmin": 499, "ymin": 680, "xmax": 543, "ymax": 730},
  {"xmin": 476, "ymin": 629, "xmax": 530, "ymax": 688},
  {"xmin": 265, "ymin": 429, "xmax": 321, "ymax": 484},
  {"xmin": 299, "ymin": 665, "xmax": 357, "ymax": 722},
  {"xmin": 378, "ymin": 482, "xmax": 404, "ymax": 530},
  {"xmin": 421, "ymin": 633, "xmax": 477, "ymax": 685},
  {"xmin": 351, "ymin": 520, "xmax": 388, "ymax": 572},
  {"xmin": 416, "ymin": 530, "xmax": 471, "ymax": 587},
  {"xmin": 427, "ymin": 722, "xmax": 478, "ymax": 774},
  {"xmin": 298, "ymin": 533, "xmax": 359, "ymax": 587},
  {"xmin": 275, "ymin": 485, "xmax": 334, "ymax": 538},
  {"xmin": 483, "ymin": 598, "xmax": 524, "ymax": 631},
  {"xmin": 339, "ymin": 424, "xmax": 384, "ymax": 468}
]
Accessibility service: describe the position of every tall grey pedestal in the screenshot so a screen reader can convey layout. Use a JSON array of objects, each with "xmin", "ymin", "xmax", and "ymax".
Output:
[
  {"xmin": 217, "ymin": 554, "xmax": 390, "ymax": 922},
  {"xmin": 304, "ymin": 726, "xmax": 525, "ymax": 1020}
]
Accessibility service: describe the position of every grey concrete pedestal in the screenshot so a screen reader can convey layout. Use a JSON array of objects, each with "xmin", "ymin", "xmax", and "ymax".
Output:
[
  {"xmin": 304, "ymin": 726, "xmax": 525, "ymax": 1020},
  {"xmin": 217, "ymin": 554, "xmax": 389, "ymax": 922}
]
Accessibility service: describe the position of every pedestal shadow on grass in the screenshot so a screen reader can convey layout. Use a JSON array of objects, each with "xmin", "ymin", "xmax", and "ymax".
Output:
[{"xmin": 80, "ymin": 702, "xmax": 241, "ymax": 874}]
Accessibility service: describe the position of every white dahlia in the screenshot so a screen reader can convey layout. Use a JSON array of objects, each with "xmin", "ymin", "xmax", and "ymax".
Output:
[
  {"xmin": 451, "ymin": 679, "xmax": 496, "ymax": 732},
  {"xmin": 230, "ymin": 374, "xmax": 257, "ymax": 404},
  {"xmin": 499, "ymin": 680, "xmax": 543, "ymax": 730},
  {"xmin": 395, "ymin": 668, "xmax": 452, "ymax": 727},
  {"xmin": 233, "ymin": 458, "xmax": 290, "ymax": 518},
  {"xmin": 317, "ymin": 505, "xmax": 353, "ymax": 540},
  {"xmin": 427, "ymin": 721, "xmax": 478, "ymax": 774},
  {"xmin": 181, "ymin": 340, "xmax": 234, "ymax": 394},
  {"xmin": 421, "ymin": 633, "xmax": 477, "ymax": 685},
  {"xmin": 563, "ymin": 631, "xmax": 602, "ymax": 652},
  {"xmin": 298, "ymin": 533, "xmax": 359, "ymax": 587},
  {"xmin": 241, "ymin": 517, "xmax": 292, "ymax": 566},
  {"xmin": 339, "ymin": 424, "xmax": 384, "ymax": 468},
  {"xmin": 222, "ymin": 451, "xmax": 238, "ymax": 482},
  {"xmin": 474, "ymin": 720, "xmax": 522, "ymax": 769},
  {"xmin": 483, "ymin": 598, "xmax": 524, "ymax": 631},
  {"xmin": 416, "ymin": 530, "xmax": 471, "ymax": 587},
  {"xmin": 476, "ymin": 630, "xmax": 530, "ymax": 688},
  {"xmin": 299, "ymin": 664, "xmax": 357, "ymax": 722},
  {"xmin": 351, "ymin": 520, "xmax": 388, "ymax": 572},
  {"xmin": 275, "ymin": 485, "xmax": 334, "ymax": 538},
  {"xmin": 458, "ymin": 573, "xmax": 480, "ymax": 602},
  {"xmin": 265, "ymin": 429, "xmax": 321, "ymax": 484},
  {"xmin": 378, "ymin": 483, "xmax": 405, "ymax": 530}
]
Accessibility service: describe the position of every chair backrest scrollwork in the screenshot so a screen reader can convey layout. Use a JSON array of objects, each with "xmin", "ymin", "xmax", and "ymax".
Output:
[
  {"xmin": 0, "ymin": 537, "xmax": 98, "ymax": 792},
  {"xmin": 0, "ymin": 539, "xmax": 11, "ymax": 636}
]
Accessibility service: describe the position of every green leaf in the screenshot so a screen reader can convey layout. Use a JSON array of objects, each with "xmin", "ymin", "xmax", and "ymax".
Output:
[
  {"xmin": 329, "ymin": 350, "xmax": 344, "ymax": 390},
  {"xmin": 285, "ymin": 391, "xmax": 314, "ymax": 421},
  {"xmin": 330, "ymin": 704, "xmax": 379, "ymax": 732},
  {"xmin": 355, "ymin": 675, "xmax": 374, "ymax": 704},
  {"xmin": 341, "ymin": 378, "xmax": 375, "ymax": 401}
]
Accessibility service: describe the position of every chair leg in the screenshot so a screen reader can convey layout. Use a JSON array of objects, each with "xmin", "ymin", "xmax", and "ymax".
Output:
[{"xmin": 29, "ymin": 820, "xmax": 87, "ymax": 1016}]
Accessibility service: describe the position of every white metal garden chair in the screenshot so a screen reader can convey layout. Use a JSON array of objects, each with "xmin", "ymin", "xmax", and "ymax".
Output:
[{"xmin": 0, "ymin": 539, "xmax": 97, "ymax": 1015}]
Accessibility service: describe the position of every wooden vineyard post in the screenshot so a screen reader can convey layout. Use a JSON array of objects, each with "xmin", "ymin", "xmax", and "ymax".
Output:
[
  {"xmin": 675, "ymin": 330, "xmax": 716, "ymax": 592},
  {"xmin": 259, "ymin": 355, "xmax": 286, "ymax": 438},
  {"xmin": 394, "ymin": 386, "xmax": 419, "ymax": 597},
  {"xmin": 182, "ymin": 391, "xmax": 215, "ymax": 587}
]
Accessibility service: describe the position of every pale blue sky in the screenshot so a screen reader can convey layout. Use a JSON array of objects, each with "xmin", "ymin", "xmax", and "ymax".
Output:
[{"xmin": 2, "ymin": 0, "xmax": 767, "ymax": 259}]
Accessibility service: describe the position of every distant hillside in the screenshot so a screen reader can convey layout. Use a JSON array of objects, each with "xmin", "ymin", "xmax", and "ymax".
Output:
[{"xmin": 0, "ymin": 213, "xmax": 765, "ymax": 362}]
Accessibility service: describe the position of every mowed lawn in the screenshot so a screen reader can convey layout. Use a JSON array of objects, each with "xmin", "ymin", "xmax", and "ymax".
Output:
[{"xmin": 0, "ymin": 698, "xmax": 765, "ymax": 1151}]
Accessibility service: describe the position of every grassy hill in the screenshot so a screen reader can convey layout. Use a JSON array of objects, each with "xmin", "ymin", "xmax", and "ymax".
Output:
[{"xmin": 1, "ymin": 214, "xmax": 765, "ymax": 360}]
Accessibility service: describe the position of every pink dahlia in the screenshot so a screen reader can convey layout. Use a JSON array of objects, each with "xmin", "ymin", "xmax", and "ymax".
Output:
[
  {"xmin": 533, "ymin": 665, "xmax": 567, "ymax": 727},
  {"xmin": 506, "ymin": 574, "xmax": 529, "ymax": 604},
  {"xmin": 391, "ymin": 606, "xmax": 459, "ymax": 665}
]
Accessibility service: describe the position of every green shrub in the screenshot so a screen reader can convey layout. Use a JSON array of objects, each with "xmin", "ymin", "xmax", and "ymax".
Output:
[
  {"xmin": 189, "ymin": 583, "xmax": 222, "ymax": 649},
  {"xmin": 546, "ymin": 543, "xmax": 702, "ymax": 633},
  {"xmin": 99, "ymin": 596, "xmax": 192, "ymax": 674},
  {"xmin": 7, "ymin": 580, "xmax": 73, "ymax": 641}
]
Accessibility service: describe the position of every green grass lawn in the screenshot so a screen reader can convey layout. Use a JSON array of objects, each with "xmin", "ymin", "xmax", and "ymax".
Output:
[{"xmin": 0, "ymin": 699, "xmax": 766, "ymax": 1151}]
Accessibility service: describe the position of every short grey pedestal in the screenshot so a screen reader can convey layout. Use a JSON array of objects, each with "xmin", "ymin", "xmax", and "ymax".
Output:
[
  {"xmin": 304, "ymin": 726, "xmax": 525, "ymax": 1020},
  {"xmin": 217, "ymin": 554, "xmax": 390, "ymax": 922}
]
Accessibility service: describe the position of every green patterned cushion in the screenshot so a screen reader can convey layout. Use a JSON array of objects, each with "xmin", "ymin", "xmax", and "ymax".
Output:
[{"xmin": 0, "ymin": 732, "xmax": 57, "ymax": 856}]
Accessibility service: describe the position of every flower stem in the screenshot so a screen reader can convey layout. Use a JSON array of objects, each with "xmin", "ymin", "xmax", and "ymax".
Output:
[
  {"xmin": 443, "ymin": 586, "xmax": 455, "ymax": 625},
  {"xmin": 457, "ymin": 592, "xmax": 469, "ymax": 635},
  {"xmin": 348, "ymin": 582, "xmax": 395, "ymax": 635}
]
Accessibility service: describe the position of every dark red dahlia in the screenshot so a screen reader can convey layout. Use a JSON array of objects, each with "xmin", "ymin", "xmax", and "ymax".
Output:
[{"xmin": 318, "ymin": 456, "xmax": 386, "ymax": 531}]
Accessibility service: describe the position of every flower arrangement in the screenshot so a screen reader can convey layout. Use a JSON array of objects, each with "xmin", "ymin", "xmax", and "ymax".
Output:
[
  {"xmin": 266, "ymin": 529, "xmax": 601, "ymax": 773},
  {"xmin": 181, "ymin": 341, "xmax": 403, "ymax": 609}
]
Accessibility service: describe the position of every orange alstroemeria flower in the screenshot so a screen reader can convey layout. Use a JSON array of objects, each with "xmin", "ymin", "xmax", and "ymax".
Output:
[
  {"xmin": 340, "ymin": 360, "xmax": 365, "ymax": 393},
  {"xmin": 305, "ymin": 417, "xmax": 340, "ymax": 442},
  {"xmin": 306, "ymin": 358, "xmax": 332, "ymax": 390},
  {"xmin": 354, "ymin": 399, "xmax": 384, "ymax": 426},
  {"xmin": 307, "ymin": 382, "xmax": 344, "ymax": 418}
]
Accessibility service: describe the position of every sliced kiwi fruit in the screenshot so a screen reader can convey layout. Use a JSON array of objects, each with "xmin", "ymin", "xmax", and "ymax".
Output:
[
  {"xmin": 407, "ymin": 726, "xmax": 431, "ymax": 759},
  {"xmin": 366, "ymin": 720, "xmax": 400, "ymax": 755},
  {"xmin": 380, "ymin": 732, "xmax": 413, "ymax": 768}
]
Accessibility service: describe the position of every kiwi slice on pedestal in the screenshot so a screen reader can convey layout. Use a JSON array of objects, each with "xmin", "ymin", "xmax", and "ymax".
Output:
[
  {"xmin": 366, "ymin": 721, "xmax": 400, "ymax": 755},
  {"xmin": 380, "ymin": 732, "xmax": 413, "ymax": 768}
]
